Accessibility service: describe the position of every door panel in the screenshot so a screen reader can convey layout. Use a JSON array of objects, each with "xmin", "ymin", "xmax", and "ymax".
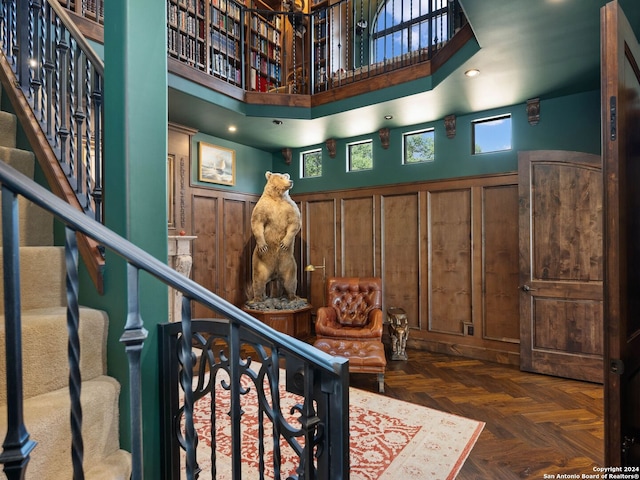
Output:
[
  {"xmin": 601, "ymin": 0, "xmax": 640, "ymax": 466},
  {"xmin": 519, "ymin": 150, "xmax": 603, "ymax": 383}
]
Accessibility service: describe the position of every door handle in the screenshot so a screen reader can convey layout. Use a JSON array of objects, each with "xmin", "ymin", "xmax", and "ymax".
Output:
[{"xmin": 520, "ymin": 285, "xmax": 536, "ymax": 292}]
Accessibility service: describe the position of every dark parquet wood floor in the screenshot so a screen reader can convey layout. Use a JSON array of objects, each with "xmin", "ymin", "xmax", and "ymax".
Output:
[{"xmin": 347, "ymin": 348, "xmax": 604, "ymax": 479}]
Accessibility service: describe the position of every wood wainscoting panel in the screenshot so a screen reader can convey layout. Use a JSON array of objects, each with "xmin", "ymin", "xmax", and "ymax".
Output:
[
  {"xmin": 427, "ymin": 189, "xmax": 472, "ymax": 335},
  {"xmin": 192, "ymin": 194, "xmax": 219, "ymax": 318},
  {"xmin": 221, "ymin": 199, "xmax": 252, "ymax": 307},
  {"xmin": 482, "ymin": 184, "xmax": 519, "ymax": 343},
  {"xmin": 341, "ymin": 196, "xmax": 375, "ymax": 278},
  {"xmin": 382, "ymin": 193, "xmax": 420, "ymax": 330}
]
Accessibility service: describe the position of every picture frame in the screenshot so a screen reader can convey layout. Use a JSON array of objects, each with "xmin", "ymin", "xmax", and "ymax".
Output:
[{"xmin": 198, "ymin": 142, "xmax": 236, "ymax": 186}]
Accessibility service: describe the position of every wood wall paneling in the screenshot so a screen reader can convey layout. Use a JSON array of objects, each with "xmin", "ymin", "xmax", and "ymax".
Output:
[
  {"xmin": 341, "ymin": 197, "xmax": 375, "ymax": 278},
  {"xmin": 192, "ymin": 195, "xmax": 218, "ymax": 317},
  {"xmin": 222, "ymin": 199, "xmax": 251, "ymax": 306},
  {"xmin": 382, "ymin": 193, "xmax": 420, "ymax": 329},
  {"xmin": 482, "ymin": 185, "xmax": 520, "ymax": 343},
  {"xmin": 427, "ymin": 189, "xmax": 472, "ymax": 335}
]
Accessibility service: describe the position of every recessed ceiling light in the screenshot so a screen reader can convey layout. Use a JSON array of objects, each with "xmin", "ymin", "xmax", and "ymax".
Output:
[
  {"xmin": 228, "ymin": 125, "xmax": 237, "ymax": 132},
  {"xmin": 384, "ymin": 115, "xmax": 393, "ymax": 120},
  {"xmin": 465, "ymin": 69, "xmax": 480, "ymax": 78}
]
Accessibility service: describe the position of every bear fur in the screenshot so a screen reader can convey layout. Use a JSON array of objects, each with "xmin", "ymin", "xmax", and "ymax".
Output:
[{"xmin": 250, "ymin": 171, "xmax": 302, "ymax": 302}]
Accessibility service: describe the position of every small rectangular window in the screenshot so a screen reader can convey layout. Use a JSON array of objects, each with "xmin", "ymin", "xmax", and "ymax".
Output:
[
  {"xmin": 472, "ymin": 115, "xmax": 512, "ymax": 154},
  {"xmin": 403, "ymin": 128, "xmax": 435, "ymax": 164},
  {"xmin": 347, "ymin": 140, "xmax": 373, "ymax": 171},
  {"xmin": 301, "ymin": 149, "xmax": 322, "ymax": 178}
]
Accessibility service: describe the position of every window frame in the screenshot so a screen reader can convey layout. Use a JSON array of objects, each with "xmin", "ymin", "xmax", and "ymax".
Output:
[
  {"xmin": 371, "ymin": 0, "xmax": 451, "ymax": 64},
  {"xmin": 403, "ymin": 127, "xmax": 435, "ymax": 164},
  {"xmin": 300, "ymin": 148, "xmax": 323, "ymax": 178},
  {"xmin": 346, "ymin": 139, "xmax": 374, "ymax": 172},
  {"xmin": 471, "ymin": 114, "xmax": 512, "ymax": 155}
]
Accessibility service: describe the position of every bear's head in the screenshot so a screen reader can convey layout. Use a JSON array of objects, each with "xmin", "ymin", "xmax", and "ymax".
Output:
[{"xmin": 264, "ymin": 171, "xmax": 293, "ymax": 196}]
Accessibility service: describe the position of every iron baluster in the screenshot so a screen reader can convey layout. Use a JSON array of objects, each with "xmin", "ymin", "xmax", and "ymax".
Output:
[
  {"xmin": 68, "ymin": 41, "xmax": 76, "ymax": 180},
  {"xmin": 119, "ymin": 264, "xmax": 148, "ymax": 480},
  {"xmin": 64, "ymin": 226, "xmax": 84, "ymax": 480},
  {"xmin": 229, "ymin": 321, "xmax": 242, "ymax": 480},
  {"xmin": 0, "ymin": 186, "xmax": 37, "ymax": 480},
  {"xmin": 56, "ymin": 17, "xmax": 69, "ymax": 171},
  {"xmin": 83, "ymin": 56, "xmax": 92, "ymax": 214},
  {"xmin": 178, "ymin": 295, "xmax": 197, "ymax": 479},
  {"xmin": 90, "ymin": 70, "xmax": 103, "ymax": 223}
]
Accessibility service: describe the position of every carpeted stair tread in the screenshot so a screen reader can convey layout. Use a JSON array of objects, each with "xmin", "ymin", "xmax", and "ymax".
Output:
[
  {"xmin": 83, "ymin": 449, "xmax": 132, "ymax": 480},
  {"xmin": 0, "ymin": 191, "xmax": 54, "ymax": 247},
  {"xmin": 0, "ymin": 246, "xmax": 65, "ymax": 311},
  {"xmin": 0, "ymin": 376, "xmax": 130, "ymax": 480},
  {"xmin": 0, "ymin": 145, "xmax": 35, "ymax": 174},
  {"xmin": 0, "ymin": 306, "xmax": 108, "ymax": 404},
  {"xmin": 0, "ymin": 111, "xmax": 16, "ymax": 148}
]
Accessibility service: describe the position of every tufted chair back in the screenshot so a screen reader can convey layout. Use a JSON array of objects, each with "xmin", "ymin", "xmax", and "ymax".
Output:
[{"xmin": 326, "ymin": 277, "xmax": 382, "ymax": 327}]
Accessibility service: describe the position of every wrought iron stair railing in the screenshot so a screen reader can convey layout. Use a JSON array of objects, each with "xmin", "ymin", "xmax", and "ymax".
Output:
[
  {"xmin": 0, "ymin": 158, "xmax": 350, "ymax": 479},
  {"xmin": 1, "ymin": 0, "xmax": 104, "ymax": 223}
]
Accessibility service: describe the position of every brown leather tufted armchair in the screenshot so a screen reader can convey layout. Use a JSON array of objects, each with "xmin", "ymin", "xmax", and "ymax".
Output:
[
  {"xmin": 315, "ymin": 277, "xmax": 384, "ymax": 340},
  {"xmin": 313, "ymin": 277, "xmax": 387, "ymax": 392}
]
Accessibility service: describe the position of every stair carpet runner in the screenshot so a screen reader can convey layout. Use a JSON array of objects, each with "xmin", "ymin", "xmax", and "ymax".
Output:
[{"xmin": 0, "ymin": 84, "xmax": 131, "ymax": 478}]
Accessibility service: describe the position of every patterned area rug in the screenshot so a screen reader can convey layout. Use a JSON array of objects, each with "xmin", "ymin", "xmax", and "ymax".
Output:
[{"xmin": 181, "ymin": 370, "xmax": 484, "ymax": 479}]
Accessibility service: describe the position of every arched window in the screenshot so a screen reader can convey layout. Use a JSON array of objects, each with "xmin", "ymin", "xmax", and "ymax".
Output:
[{"xmin": 372, "ymin": 0, "xmax": 452, "ymax": 63}]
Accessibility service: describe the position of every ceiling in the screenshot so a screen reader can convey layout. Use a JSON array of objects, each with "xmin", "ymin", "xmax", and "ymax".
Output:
[{"xmin": 167, "ymin": 0, "xmax": 640, "ymax": 152}]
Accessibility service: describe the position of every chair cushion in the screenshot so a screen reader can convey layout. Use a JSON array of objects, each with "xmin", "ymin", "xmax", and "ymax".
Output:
[{"xmin": 313, "ymin": 338, "xmax": 386, "ymax": 372}]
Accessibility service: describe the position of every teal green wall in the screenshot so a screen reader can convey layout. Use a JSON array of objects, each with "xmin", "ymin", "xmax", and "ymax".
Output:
[
  {"xmin": 277, "ymin": 90, "xmax": 601, "ymax": 193},
  {"xmin": 79, "ymin": 1, "xmax": 169, "ymax": 479},
  {"xmin": 191, "ymin": 132, "xmax": 274, "ymax": 194}
]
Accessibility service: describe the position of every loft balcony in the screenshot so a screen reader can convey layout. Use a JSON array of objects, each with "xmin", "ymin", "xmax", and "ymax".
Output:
[{"xmin": 58, "ymin": 0, "xmax": 470, "ymax": 107}]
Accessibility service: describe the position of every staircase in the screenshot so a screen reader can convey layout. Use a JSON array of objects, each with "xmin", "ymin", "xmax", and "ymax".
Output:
[{"xmin": 0, "ymin": 86, "xmax": 131, "ymax": 478}]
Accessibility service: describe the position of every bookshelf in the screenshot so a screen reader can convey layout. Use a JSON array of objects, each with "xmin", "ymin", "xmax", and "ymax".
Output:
[
  {"xmin": 167, "ymin": 0, "xmax": 207, "ymax": 70},
  {"xmin": 247, "ymin": 0, "xmax": 283, "ymax": 92},
  {"xmin": 209, "ymin": 0, "xmax": 243, "ymax": 85},
  {"xmin": 167, "ymin": 0, "xmax": 284, "ymax": 91}
]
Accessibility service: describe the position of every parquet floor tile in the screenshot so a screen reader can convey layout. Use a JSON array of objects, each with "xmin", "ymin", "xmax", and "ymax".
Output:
[{"xmin": 348, "ymin": 348, "xmax": 604, "ymax": 479}]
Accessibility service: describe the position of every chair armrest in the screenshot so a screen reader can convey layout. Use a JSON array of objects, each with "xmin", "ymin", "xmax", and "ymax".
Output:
[
  {"xmin": 315, "ymin": 306, "xmax": 340, "ymax": 336},
  {"xmin": 367, "ymin": 308, "xmax": 384, "ymax": 337}
]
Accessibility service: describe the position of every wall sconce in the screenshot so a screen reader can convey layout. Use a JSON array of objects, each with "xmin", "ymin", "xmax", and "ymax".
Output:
[
  {"xmin": 304, "ymin": 257, "xmax": 326, "ymax": 281},
  {"xmin": 325, "ymin": 138, "xmax": 336, "ymax": 158},
  {"xmin": 378, "ymin": 127, "xmax": 390, "ymax": 149},
  {"xmin": 444, "ymin": 114, "xmax": 456, "ymax": 139},
  {"xmin": 282, "ymin": 148, "xmax": 292, "ymax": 165},
  {"xmin": 526, "ymin": 98, "xmax": 540, "ymax": 126}
]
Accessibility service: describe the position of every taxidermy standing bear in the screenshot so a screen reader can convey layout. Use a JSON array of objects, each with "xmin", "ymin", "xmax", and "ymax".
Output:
[{"xmin": 250, "ymin": 171, "xmax": 302, "ymax": 302}]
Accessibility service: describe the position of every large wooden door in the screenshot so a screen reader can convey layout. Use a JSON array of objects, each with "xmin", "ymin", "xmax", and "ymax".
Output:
[
  {"xmin": 519, "ymin": 150, "xmax": 603, "ymax": 383},
  {"xmin": 601, "ymin": 0, "xmax": 640, "ymax": 466}
]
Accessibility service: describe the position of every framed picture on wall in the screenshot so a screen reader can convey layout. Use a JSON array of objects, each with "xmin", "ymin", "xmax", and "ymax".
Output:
[{"xmin": 198, "ymin": 142, "xmax": 236, "ymax": 186}]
